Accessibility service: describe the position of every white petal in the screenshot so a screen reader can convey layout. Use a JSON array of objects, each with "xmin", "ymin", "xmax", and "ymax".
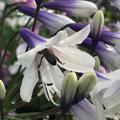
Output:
[
  {"xmin": 20, "ymin": 61, "xmax": 39, "ymax": 102},
  {"xmin": 49, "ymin": 64, "xmax": 64, "ymax": 91},
  {"xmin": 115, "ymin": 42, "xmax": 120, "ymax": 54},
  {"xmin": 16, "ymin": 43, "xmax": 27, "ymax": 55},
  {"xmin": 52, "ymin": 46, "xmax": 95, "ymax": 73},
  {"xmin": 105, "ymin": 105, "xmax": 120, "ymax": 117},
  {"xmin": 40, "ymin": 58, "xmax": 64, "ymax": 103},
  {"xmin": 91, "ymin": 79, "xmax": 111, "ymax": 98},
  {"xmin": 59, "ymin": 25, "xmax": 90, "ymax": 46},
  {"xmin": 46, "ymin": 31, "xmax": 68, "ymax": 47},
  {"xmin": 71, "ymin": 99, "xmax": 97, "ymax": 120},
  {"xmin": 91, "ymin": 69, "xmax": 120, "ymax": 98},
  {"xmin": 92, "ymin": 94, "xmax": 106, "ymax": 120},
  {"xmin": 69, "ymin": 1, "xmax": 97, "ymax": 17},
  {"xmin": 101, "ymin": 69, "xmax": 120, "ymax": 110},
  {"xmin": 107, "ymin": 68, "xmax": 120, "ymax": 82},
  {"xmin": 17, "ymin": 44, "xmax": 45, "ymax": 67},
  {"xmin": 103, "ymin": 79, "xmax": 120, "ymax": 113}
]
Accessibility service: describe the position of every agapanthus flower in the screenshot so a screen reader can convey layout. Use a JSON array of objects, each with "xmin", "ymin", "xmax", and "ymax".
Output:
[
  {"xmin": 71, "ymin": 99, "xmax": 97, "ymax": 120},
  {"xmin": 91, "ymin": 68, "xmax": 120, "ymax": 120},
  {"xmin": 69, "ymin": 23, "xmax": 120, "ymax": 46},
  {"xmin": 83, "ymin": 38, "xmax": 120, "ymax": 71},
  {"xmin": 18, "ymin": 5, "xmax": 75, "ymax": 33},
  {"xmin": 68, "ymin": 10, "xmax": 120, "ymax": 47},
  {"xmin": 17, "ymin": 25, "xmax": 95, "ymax": 103},
  {"xmin": 67, "ymin": 10, "xmax": 120, "ymax": 71},
  {"xmin": 41, "ymin": 0, "xmax": 97, "ymax": 18},
  {"xmin": 19, "ymin": 5, "xmax": 120, "ymax": 53}
]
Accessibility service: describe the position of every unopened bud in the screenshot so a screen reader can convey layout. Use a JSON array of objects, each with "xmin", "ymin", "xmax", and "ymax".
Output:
[
  {"xmin": 60, "ymin": 72, "xmax": 77, "ymax": 112},
  {"xmin": 91, "ymin": 10, "xmax": 104, "ymax": 48},
  {"xmin": 74, "ymin": 71, "xmax": 96, "ymax": 104},
  {"xmin": 94, "ymin": 56, "xmax": 100, "ymax": 70},
  {"xmin": 0, "ymin": 80, "xmax": 6, "ymax": 100}
]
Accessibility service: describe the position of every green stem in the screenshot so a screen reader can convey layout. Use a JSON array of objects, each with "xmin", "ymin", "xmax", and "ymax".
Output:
[
  {"xmin": 0, "ymin": 5, "xmax": 7, "ymax": 60},
  {"xmin": 0, "ymin": 101, "xmax": 4, "ymax": 120},
  {"xmin": 5, "ymin": 6, "xmax": 19, "ymax": 18},
  {"xmin": 15, "ymin": 107, "xmax": 61, "ymax": 118},
  {"xmin": 32, "ymin": 2, "xmax": 41, "ymax": 32},
  {"xmin": 0, "ymin": 31, "xmax": 19, "ymax": 68},
  {"xmin": 22, "ymin": 1, "xmax": 41, "ymax": 61},
  {"xmin": 23, "ymin": 2, "xmax": 41, "ymax": 56}
]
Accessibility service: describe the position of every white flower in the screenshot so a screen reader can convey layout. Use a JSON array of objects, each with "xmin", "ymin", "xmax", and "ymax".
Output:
[
  {"xmin": 91, "ymin": 69, "xmax": 120, "ymax": 120},
  {"xmin": 17, "ymin": 25, "xmax": 95, "ymax": 104}
]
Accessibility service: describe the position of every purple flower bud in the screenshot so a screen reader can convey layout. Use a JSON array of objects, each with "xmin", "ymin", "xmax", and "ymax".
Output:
[
  {"xmin": 18, "ymin": 5, "xmax": 75, "ymax": 33},
  {"xmin": 41, "ymin": 0, "xmax": 97, "ymax": 17}
]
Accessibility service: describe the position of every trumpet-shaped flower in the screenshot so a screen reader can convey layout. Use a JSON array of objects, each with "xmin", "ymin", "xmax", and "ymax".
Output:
[
  {"xmin": 41, "ymin": 0, "xmax": 97, "ymax": 18},
  {"xmin": 91, "ymin": 68, "xmax": 120, "ymax": 120},
  {"xmin": 18, "ymin": 5, "xmax": 75, "ymax": 33},
  {"xmin": 17, "ymin": 25, "xmax": 95, "ymax": 103},
  {"xmin": 67, "ymin": 9, "xmax": 120, "ymax": 71}
]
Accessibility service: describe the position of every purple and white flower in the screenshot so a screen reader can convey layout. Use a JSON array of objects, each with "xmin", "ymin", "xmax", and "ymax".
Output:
[
  {"xmin": 17, "ymin": 25, "xmax": 95, "ymax": 103},
  {"xmin": 18, "ymin": 5, "xmax": 75, "ymax": 33},
  {"xmin": 42, "ymin": 0, "xmax": 97, "ymax": 18},
  {"xmin": 71, "ymin": 99, "xmax": 97, "ymax": 120}
]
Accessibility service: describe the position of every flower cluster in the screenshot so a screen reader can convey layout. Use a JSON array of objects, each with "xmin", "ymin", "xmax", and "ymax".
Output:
[{"xmin": 0, "ymin": 0, "xmax": 120, "ymax": 120}]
